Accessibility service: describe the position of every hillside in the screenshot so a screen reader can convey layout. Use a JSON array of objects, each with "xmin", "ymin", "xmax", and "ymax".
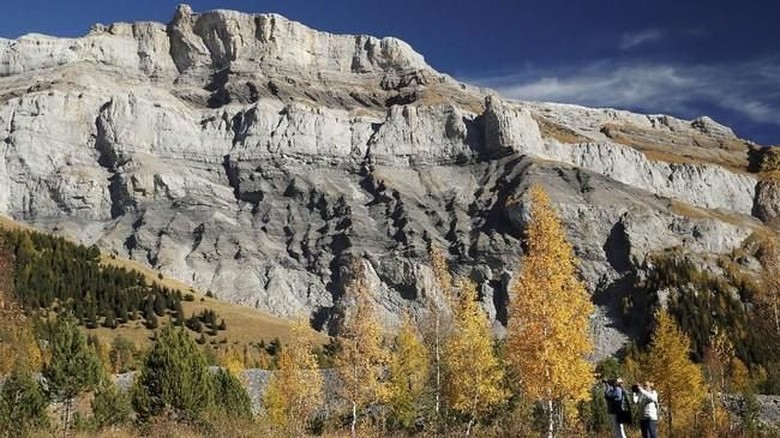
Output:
[
  {"xmin": 0, "ymin": 5, "xmax": 778, "ymax": 360},
  {"xmin": 0, "ymin": 214, "xmax": 319, "ymax": 349}
]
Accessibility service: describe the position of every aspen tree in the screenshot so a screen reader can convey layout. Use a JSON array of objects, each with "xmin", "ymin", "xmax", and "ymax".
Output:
[
  {"xmin": 218, "ymin": 344, "xmax": 245, "ymax": 375},
  {"xmin": 702, "ymin": 329, "xmax": 734, "ymax": 431},
  {"xmin": 444, "ymin": 279, "xmax": 506, "ymax": 435},
  {"xmin": 264, "ymin": 317, "xmax": 324, "ymax": 434},
  {"xmin": 647, "ymin": 310, "xmax": 707, "ymax": 434},
  {"xmin": 335, "ymin": 259, "xmax": 389, "ymax": 437},
  {"xmin": 506, "ymin": 185, "xmax": 595, "ymax": 438},
  {"xmin": 428, "ymin": 245, "xmax": 454, "ymax": 421},
  {"xmin": 387, "ymin": 314, "xmax": 430, "ymax": 430}
]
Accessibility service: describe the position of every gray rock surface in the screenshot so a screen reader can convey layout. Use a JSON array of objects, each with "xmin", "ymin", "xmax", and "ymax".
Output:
[{"xmin": 0, "ymin": 5, "xmax": 771, "ymax": 357}]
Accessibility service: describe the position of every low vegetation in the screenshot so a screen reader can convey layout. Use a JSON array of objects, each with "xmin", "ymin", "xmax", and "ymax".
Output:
[{"xmin": 0, "ymin": 186, "xmax": 778, "ymax": 437}]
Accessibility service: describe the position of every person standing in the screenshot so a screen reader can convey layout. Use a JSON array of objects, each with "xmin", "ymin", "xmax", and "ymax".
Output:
[
  {"xmin": 632, "ymin": 381, "xmax": 659, "ymax": 438},
  {"xmin": 604, "ymin": 378, "xmax": 628, "ymax": 438}
]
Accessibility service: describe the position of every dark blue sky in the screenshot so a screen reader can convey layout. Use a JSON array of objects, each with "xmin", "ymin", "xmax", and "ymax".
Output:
[{"xmin": 1, "ymin": 1, "xmax": 778, "ymax": 144}]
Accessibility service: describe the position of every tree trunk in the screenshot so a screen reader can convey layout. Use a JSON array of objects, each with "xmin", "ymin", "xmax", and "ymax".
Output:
[
  {"xmin": 351, "ymin": 400, "xmax": 357, "ymax": 438},
  {"xmin": 466, "ymin": 388, "xmax": 480, "ymax": 436},
  {"xmin": 547, "ymin": 399, "xmax": 555, "ymax": 438},
  {"xmin": 62, "ymin": 398, "xmax": 72, "ymax": 438},
  {"xmin": 435, "ymin": 312, "xmax": 441, "ymax": 418}
]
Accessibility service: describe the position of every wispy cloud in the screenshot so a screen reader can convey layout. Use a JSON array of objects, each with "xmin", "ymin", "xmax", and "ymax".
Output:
[
  {"xmin": 619, "ymin": 29, "xmax": 665, "ymax": 50},
  {"xmin": 472, "ymin": 56, "xmax": 780, "ymax": 127}
]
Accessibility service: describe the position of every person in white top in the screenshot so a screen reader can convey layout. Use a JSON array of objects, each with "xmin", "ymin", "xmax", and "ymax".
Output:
[{"xmin": 632, "ymin": 381, "xmax": 659, "ymax": 438}]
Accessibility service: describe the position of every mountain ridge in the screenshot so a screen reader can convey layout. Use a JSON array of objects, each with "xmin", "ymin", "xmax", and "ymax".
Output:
[{"xmin": 0, "ymin": 4, "xmax": 777, "ymax": 358}]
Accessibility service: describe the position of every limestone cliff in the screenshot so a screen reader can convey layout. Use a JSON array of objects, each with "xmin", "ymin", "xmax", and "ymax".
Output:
[{"xmin": 0, "ymin": 5, "xmax": 775, "ymax": 357}]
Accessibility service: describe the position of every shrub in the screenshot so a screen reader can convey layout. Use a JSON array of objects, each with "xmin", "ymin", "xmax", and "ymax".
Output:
[
  {"xmin": 132, "ymin": 325, "xmax": 215, "ymax": 421},
  {"xmin": 0, "ymin": 366, "xmax": 50, "ymax": 435},
  {"xmin": 92, "ymin": 379, "xmax": 132, "ymax": 429}
]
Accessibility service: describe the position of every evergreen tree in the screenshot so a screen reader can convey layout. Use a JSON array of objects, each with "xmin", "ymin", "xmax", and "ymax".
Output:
[
  {"xmin": 132, "ymin": 324, "xmax": 214, "ymax": 420},
  {"xmin": 212, "ymin": 369, "xmax": 252, "ymax": 419},
  {"xmin": 85, "ymin": 303, "xmax": 98, "ymax": 329},
  {"xmin": 0, "ymin": 365, "xmax": 50, "ymax": 436},
  {"xmin": 387, "ymin": 314, "xmax": 430, "ymax": 431},
  {"xmin": 103, "ymin": 309, "xmax": 117, "ymax": 329},
  {"xmin": 153, "ymin": 292, "xmax": 167, "ymax": 317},
  {"xmin": 146, "ymin": 312, "xmax": 159, "ymax": 330},
  {"xmin": 264, "ymin": 318, "xmax": 323, "ymax": 435},
  {"xmin": 92, "ymin": 379, "xmax": 132, "ymax": 429},
  {"xmin": 335, "ymin": 259, "xmax": 389, "ymax": 437},
  {"xmin": 42, "ymin": 314, "xmax": 102, "ymax": 433},
  {"xmin": 506, "ymin": 185, "xmax": 595, "ymax": 437},
  {"xmin": 444, "ymin": 279, "xmax": 506, "ymax": 435},
  {"xmin": 647, "ymin": 310, "xmax": 707, "ymax": 434}
]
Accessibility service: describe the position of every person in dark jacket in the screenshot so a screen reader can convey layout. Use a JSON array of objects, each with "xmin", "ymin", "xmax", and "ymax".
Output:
[{"xmin": 604, "ymin": 377, "xmax": 628, "ymax": 438}]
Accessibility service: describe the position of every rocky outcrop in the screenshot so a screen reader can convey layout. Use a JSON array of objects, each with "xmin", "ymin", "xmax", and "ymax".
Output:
[
  {"xmin": 0, "ymin": 6, "xmax": 772, "ymax": 357},
  {"xmin": 755, "ymin": 178, "xmax": 780, "ymax": 225}
]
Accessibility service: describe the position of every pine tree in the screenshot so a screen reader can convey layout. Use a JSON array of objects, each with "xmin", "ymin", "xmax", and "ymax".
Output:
[
  {"xmin": 212, "ymin": 369, "xmax": 252, "ymax": 419},
  {"xmin": 132, "ymin": 324, "xmax": 215, "ymax": 420},
  {"xmin": 264, "ymin": 318, "xmax": 324, "ymax": 434},
  {"xmin": 387, "ymin": 314, "xmax": 430, "ymax": 430},
  {"xmin": 42, "ymin": 314, "xmax": 102, "ymax": 433},
  {"xmin": 444, "ymin": 279, "xmax": 506, "ymax": 435},
  {"xmin": 92, "ymin": 378, "xmax": 132, "ymax": 429},
  {"xmin": 506, "ymin": 185, "xmax": 595, "ymax": 438},
  {"xmin": 647, "ymin": 310, "xmax": 707, "ymax": 434},
  {"xmin": 335, "ymin": 259, "xmax": 389, "ymax": 437},
  {"xmin": 0, "ymin": 364, "xmax": 50, "ymax": 436}
]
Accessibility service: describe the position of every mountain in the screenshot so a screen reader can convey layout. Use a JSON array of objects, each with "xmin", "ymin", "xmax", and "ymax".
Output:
[{"xmin": 0, "ymin": 4, "xmax": 776, "ymax": 358}]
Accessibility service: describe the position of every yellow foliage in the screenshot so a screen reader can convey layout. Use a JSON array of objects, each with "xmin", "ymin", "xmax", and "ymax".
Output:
[
  {"xmin": 506, "ymin": 185, "xmax": 595, "ymax": 407},
  {"xmin": 94, "ymin": 337, "xmax": 112, "ymax": 375},
  {"xmin": 219, "ymin": 344, "xmax": 245, "ymax": 375},
  {"xmin": 430, "ymin": 245, "xmax": 453, "ymax": 298},
  {"xmin": 426, "ymin": 245, "xmax": 455, "ymax": 421},
  {"xmin": 647, "ymin": 310, "xmax": 707, "ymax": 434},
  {"xmin": 335, "ymin": 259, "xmax": 389, "ymax": 434},
  {"xmin": 264, "ymin": 317, "xmax": 323, "ymax": 435},
  {"xmin": 443, "ymin": 279, "xmax": 506, "ymax": 433},
  {"xmin": 728, "ymin": 358, "xmax": 751, "ymax": 393},
  {"xmin": 0, "ymin": 318, "xmax": 43, "ymax": 373},
  {"xmin": 387, "ymin": 314, "xmax": 430, "ymax": 429}
]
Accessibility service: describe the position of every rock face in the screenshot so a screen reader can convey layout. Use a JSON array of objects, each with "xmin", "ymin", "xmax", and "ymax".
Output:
[{"xmin": 0, "ymin": 6, "xmax": 772, "ymax": 357}]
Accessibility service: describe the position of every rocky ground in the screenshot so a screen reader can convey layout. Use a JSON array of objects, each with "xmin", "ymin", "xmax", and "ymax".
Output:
[{"xmin": 1, "ymin": 5, "xmax": 777, "ymax": 357}]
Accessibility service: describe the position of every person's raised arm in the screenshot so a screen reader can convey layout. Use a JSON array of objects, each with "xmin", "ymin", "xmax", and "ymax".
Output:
[{"xmin": 639, "ymin": 387, "xmax": 658, "ymax": 402}]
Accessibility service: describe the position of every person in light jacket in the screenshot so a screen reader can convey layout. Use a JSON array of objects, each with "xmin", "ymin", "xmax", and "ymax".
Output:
[
  {"xmin": 632, "ymin": 381, "xmax": 659, "ymax": 438},
  {"xmin": 604, "ymin": 378, "xmax": 628, "ymax": 438}
]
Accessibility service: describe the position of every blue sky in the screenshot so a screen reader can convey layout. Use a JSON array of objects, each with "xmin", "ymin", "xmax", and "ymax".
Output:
[{"xmin": 1, "ymin": 0, "xmax": 778, "ymax": 144}]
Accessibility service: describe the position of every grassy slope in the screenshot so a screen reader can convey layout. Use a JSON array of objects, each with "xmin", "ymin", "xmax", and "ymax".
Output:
[{"xmin": 0, "ymin": 215, "xmax": 325, "ymax": 349}]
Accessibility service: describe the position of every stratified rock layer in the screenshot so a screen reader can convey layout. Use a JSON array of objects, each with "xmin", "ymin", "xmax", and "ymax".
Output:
[{"xmin": 0, "ymin": 6, "xmax": 772, "ymax": 357}]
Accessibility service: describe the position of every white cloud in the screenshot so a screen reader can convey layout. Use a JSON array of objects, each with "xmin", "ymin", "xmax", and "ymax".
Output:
[
  {"xmin": 472, "ymin": 57, "xmax": 780, "ymax": 127},
  {"xmin": 619, "ymin": 29, "xmax": 665, "ymax": 50}
]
